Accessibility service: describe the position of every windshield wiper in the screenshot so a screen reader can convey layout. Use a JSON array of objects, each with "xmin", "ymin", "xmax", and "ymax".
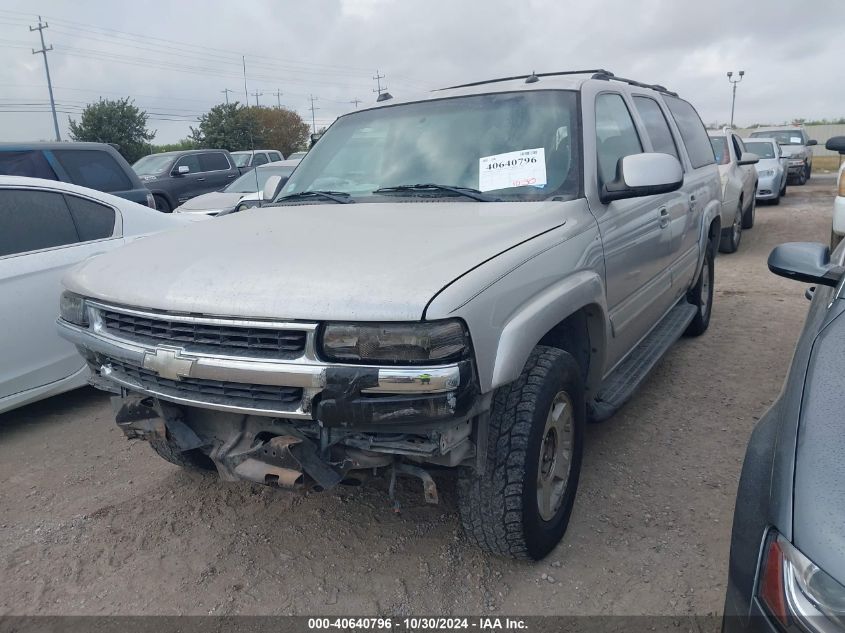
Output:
[
  {"xmin": 373, "ymin": 184, "xmax": 501, "ymax": 202},
  {"xmin": 277, "ymin": 190, "xmax": 354, "ymax": 204}
]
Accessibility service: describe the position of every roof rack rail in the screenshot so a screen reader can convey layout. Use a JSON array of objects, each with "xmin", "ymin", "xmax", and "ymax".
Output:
[
  {"xmin": 437, "ymin": 69, "xmax": 613, "ymax": 91},
  {"xmin": 591, "ymin": 71, "xmax": 678, "ymax": 97}
]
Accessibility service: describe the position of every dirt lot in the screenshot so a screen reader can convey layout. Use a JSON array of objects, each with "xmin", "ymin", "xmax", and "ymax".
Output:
[{"xmin": 0, "ymin": 178, "xmax": 836, "ymax": 617}]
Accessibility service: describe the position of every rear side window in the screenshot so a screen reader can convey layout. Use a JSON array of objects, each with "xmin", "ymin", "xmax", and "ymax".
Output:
[
  {"xmin": 0, "ymin": 189, "xmax": 79, "ymax": 257},
  {"xmin": 632, "ymin": 97, "xmax": 679, "ymax": 160},
  {"xmin": 253, "ymin": 153, "xmax": 269, "ymax": 166},
  {"xmin": 664, "ymin": 97, "xmax": 715, "ymax": 169},
  {"xmin": 65, "ymin": 194, "xmax": 116, "ymax": 241},
  {"xmin": 52, "ymin": 149, "xmax": 133, "ymax": 193},
  {"xmin": 199, "ymin": 152, "xmax": 230, "ymax": 171},
  {"xmin": 595, "ymin": 93, "xmax": 643, "ymax": 187},
  {"xmin": 270, "ymin": 152, "xmax": 283, "ymax": 162},
  {"xmin": 0, "ymin": 151, "xmax": 58, "ymax": 180}
]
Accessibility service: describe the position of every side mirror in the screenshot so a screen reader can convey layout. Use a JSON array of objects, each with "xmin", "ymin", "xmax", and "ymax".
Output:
[
  {"xmin": 738, "ymin": 152, "xmax": 759, "ymax": 166},
  {"xmin": 601, "ymin": 153, "xmax": 684, "ymax": 203},
  {"xmin": 175, "ymin": 165, "xmax": 190, "ymax": 176},
  {"xmin": 768, "ymin": 242, "xmax": 844, "ymax": 287},
  {"xmin": 261, "ymin": 175, "xmax": 283, "ymax": 201},
  {"xmin": 807, "ymin": 139, "xmax": 818, "ymax": 146},
  {"xmin": 825, "ymin": 136, "xmax": 845, "ymax": 154}
]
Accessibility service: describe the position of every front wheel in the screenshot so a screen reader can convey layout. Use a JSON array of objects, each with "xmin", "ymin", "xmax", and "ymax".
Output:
[
  {"xmin": 457, "ymin": 347, "xmax": 585, "ymax": 560},
  {"xmin": 719, "ymin": 204, "xmax": 743, "ymax": 253},
  {"xmin": 684, "ymin": 241, "xmax": 714, "ymax": 336},
  {"xmin": 742, "ymin": 194, "xmax": 756, "ymax": 229},
  {"xmin": 153, "ymin": 194, "xmax": 172, "ymax": 213}
]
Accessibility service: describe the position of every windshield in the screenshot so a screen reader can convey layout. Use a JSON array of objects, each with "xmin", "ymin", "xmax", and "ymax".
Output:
[
  {"xmin": 231, "ymin": 153, "xmax": 250, "ymax": 167},
  {"xmin": 224, "ymin": 166, "xmax": 295, "ymax": 193},
  {"xmin": 281, "ymin": 90, "xmax": 581, "ymax": 202},
  {"xmin": 743, "ymin": 141, "xmax": 776, "ymax": 159},
  {"xmin": 750, "ymin": 130, "xmax": 804, "ymax": 145},
  {"xmin": 709, "ymin": 137, "xmax": 730, "ymax": 165},
  {"xmin": 133, "ymin": 154, "xmax": 175, "ymax": 176}
]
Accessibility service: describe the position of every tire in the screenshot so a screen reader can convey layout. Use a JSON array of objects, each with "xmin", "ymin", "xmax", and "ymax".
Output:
[
  {"xmin": 457, "ymin": 347, "xmax": 585, "ymax": 560},
  {"xmin": 780, "ymin": 177, "xmax": 787, "ymax": 197},
  {"xmin": 149, "ymin": 434, "xmax": 215, "ymax": 471},
  {"xmin": 153, "ymin": 194, "xmax": 172, "ymax": 213},
  {"xmin": 719, "ymin": 204, "xmax": 743, "ymax": 253},
  {"xmin": 742, "ymin": 194, "xmax": 756, "ymax": 229},
  {"xmin": 796, "ymin": 169, "xmax": 807, "ymax": 186},
  {"xmin": 804, "ymin": 163, "xmax": 811, "ymax": 182},
  {"xmin": 684, "ymin": 240, "xmax": 714, "ymax": 337}
]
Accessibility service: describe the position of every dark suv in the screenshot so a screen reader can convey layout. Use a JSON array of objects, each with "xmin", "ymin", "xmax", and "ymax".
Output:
[
  {"xmin": 132, "ymin": 149, "xmax": 240, "ymax": 212},
  {"xmin": 0, "ymin": 142, "xmax": 155, "ymax": 208}
]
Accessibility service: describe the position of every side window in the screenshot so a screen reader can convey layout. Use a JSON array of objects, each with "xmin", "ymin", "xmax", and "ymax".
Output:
[
  {"xmin": 65, "ymin": 194, "xmax": 116, "ymax": 241},
  {"xmin": 199, "ymin": 152, "xmax": 231, "ymax": 172},
  {"xmin": 252, "ymin": 153, "xmax": 269, "ymax": 166},
  {"xmin": 270, "ymin": 152, "xmax": 283, "ymax": 162},
  {"xmin": 0, "ymin": 189, "xmax": 79, "ymax": 257},
  {"xmin": 52, "ymin": 150, "xmax": 132, "ymax": 193},
  {"xmin": 664, "ymin": 97, "xmax": 715, "ymax": 169},
  {"xmin": 0, "ymin": 151, "xmax": 58, "ymax": 180},
  {"xmin": 595, "ymin": 93, "xmax": 643, "ymax": 187},
  {"xmin": 632, "ymin": 97, "xmax": 679, "ymax": 160},
  {"xmin": 174, "ymin": 154, "xmax": 201, "ymax": 173}
]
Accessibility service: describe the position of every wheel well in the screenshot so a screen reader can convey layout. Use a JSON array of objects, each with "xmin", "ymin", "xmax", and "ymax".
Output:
[
  {"xmin": 538, "ymin": 309, "xmax": 592, "ymax": 385},
  {"xmin": 708, "ymin": 217, "xmax": 721, "ymax": 247}
]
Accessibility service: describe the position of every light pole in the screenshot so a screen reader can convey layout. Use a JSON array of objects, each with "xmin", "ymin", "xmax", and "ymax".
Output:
[{"xmin": 727, "ymin": 70, "xmax": 745, "ymax": 128}]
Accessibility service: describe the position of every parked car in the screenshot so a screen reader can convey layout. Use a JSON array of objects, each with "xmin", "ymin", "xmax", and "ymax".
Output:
[
  {"xmin": 58, "ymin": 70, "xmax": 722, "ymax": 559},
  {"xmin": 723, "ymin": 240, "xmax": 845, "ymax": 633},
  {"xmin": 132, "ymin": 149, "xmax": 241, "ymax": 212},
  {"xmin": 0, "ymin": 176, "xmax": 205, "ymax": 414},
  {"xmin": 174, "ymin": 159, "xmax": 301, "ymax": 216},
  {"xmin": 0, "ymin": 142, "xmax": 155, "ymax": 209},
  {"xmin": 742, "ymin": 137, "xmax": 788, "ymax": 205},
  {"xmin": 286, "ymin": 151, "xmax": 307, "ymax": 160},
  {"xmin": 749, "ymin": 126, "xmax": 817, "ymax": 185},
  {"xmin": 230, "ymin": 150, "xmax": 284, "ymax": 169},
  {"xmin": 827, "ymin": 136, "xmax": 845, "ymax": 250},
  {"xmin": 709, "ymin": 128, "xmax": 759, "ymax": 253}
]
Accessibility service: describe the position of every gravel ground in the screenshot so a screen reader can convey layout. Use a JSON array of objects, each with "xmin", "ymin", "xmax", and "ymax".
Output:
[{"xmin": 0, "ymin": 177, "xmax": 835, "ymax": 617}]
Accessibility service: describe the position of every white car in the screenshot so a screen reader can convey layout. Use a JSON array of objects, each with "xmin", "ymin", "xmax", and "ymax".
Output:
[
  {"xmin": 708, "ymin": 128, "xmax": 759, "ymax": 253},
  {"xmin": 828, "ymin": 136, "xmax": 845, "ymax": 249},
  {"xmin": 0, "ymin": 176, "xmax": 205, "ymax": 414}
]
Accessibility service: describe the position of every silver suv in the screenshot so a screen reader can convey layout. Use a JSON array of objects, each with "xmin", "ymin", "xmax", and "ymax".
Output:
[{"xmin": 58, "ymin": 70, "xmax": 722, "ymax": 560}]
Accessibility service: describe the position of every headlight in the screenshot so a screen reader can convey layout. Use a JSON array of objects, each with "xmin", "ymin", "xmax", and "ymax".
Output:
[
  {"xmin": 758, "ymin": 169, "xmax": 775, "ymax": 177},
  {"xmin": 60, "ymin": 291, "xmax": 88, "ymax": 326},
  {"xmin": 320, "ymin": 320, "xmax": 470, "ymax": 365},
  {"xmin": 790, "ymin": 159, "xmax": 805, "ymax": 165},
  {"xmin": 759, "ymin": 531, "xmax": 845, "ymax": 631}
]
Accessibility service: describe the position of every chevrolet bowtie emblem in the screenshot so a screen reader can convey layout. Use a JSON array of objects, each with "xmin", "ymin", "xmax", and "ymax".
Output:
[{"xmin": 142, "ymin": 347, "xmax": 195, "ymax": 381}]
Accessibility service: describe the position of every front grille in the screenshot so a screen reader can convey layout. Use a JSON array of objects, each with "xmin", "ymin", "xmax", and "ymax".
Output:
[
  {"xmin": 100, "ymin": 309, "xmax": 306, "ymax": 357},
  {"xmin": 106, "ymin": 357, "xmax": 303, "ymax": 407}
]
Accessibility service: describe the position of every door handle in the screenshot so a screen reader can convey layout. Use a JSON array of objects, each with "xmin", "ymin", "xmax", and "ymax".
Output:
[
  {"xmin": 658, "ymin": 207, "xmax": 669, "ymax": 229},
  {"xmin": 227, "ymin": 174, "xmax": 237, "ymax": 178},
  {"xmin": 196, "ymin": 177, "xmax": 206, "ymax": 182}
]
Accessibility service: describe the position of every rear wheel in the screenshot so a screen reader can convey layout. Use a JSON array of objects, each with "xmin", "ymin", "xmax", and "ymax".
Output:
[
  {"xmin": 684, "ymin": 241, "xmax": 714, "ymax": 337},
  {"xmin": 719, "ymin": 204, "xmax": 743, "ymax": 253},
  {"xmin": 153, "ymin": 194, "xmax": 172, "ymax": 213},
  {"xmin": 457, "ymin": 347, "xmax": 585, "ymax": 560}
]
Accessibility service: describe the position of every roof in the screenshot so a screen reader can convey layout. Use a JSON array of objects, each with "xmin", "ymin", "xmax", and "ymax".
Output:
[
  {"xmin": 231, "ymin": 149, "xmax": 280, "ymax": 155},
  {"xmin": 748, "ymin": 125, "xmax": 804, "ymax": 132},
  {"xmin": 0, "ymin": 141, "xmax": 118, "ymax": 151},
  {"xmin": 256, "ymin": 158, "xmax": 301, "ymax": 169}
]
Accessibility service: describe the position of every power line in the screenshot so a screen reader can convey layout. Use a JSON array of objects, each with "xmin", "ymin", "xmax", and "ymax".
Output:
[
  {"xmin": 251, "ymin": 90, "xmax": 263, "ymax": 107},
  {"xmin": 29, "ymin": 15, "xmax": 60, "ymax": 141},
  {"xmin": 273, "ymin": 89, "xmax": 283, "ymax": 109},
  {"xmin": 221, "ymin": 88, "xmax": 234, "ymax": 105},
  {"xmin": 308, "ymin": 95, "xmax": 319, "ymax": 135},
  {"xmin": 372, "ymin": 70, "xmax": 387, "ymax": 97},
  {"xmin": 350, "ymin": 97, "xmax": 362, "ymax": 109}
]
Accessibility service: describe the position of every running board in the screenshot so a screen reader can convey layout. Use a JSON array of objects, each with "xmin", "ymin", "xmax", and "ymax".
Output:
[{"xmin": 588, "ymin": 302, "xmax": 697, "ymax": 422}]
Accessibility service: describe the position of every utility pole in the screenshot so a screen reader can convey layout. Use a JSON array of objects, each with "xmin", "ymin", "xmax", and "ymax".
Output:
[
  {"xmin": 251, "ymin": 91, "xmax": 263, "ymax": 107},
  {"xmin": 30, "ymin": 16, "xmax": 60, "ymax": 141},
  {"xmin": 349, "ymin": 98, "xmax": 362, "ymax": 109},
  {"xmin": 308, "ymin": 95, "xmax": 319, "ymax": 135},
  {"xmin": 221, "ymin": 88, "xmax": 234, "ymax": 105},
  {"xmin": 372, "ymin": 70, "xmax": 387, "ymax": 97},
  {"xmin": 273, "ymin": 89, "xmax": 283, "ymax": 109},
  {"xmin": 242, "ymin": 56, "xmax": 249, "ymax": 102},
  {"xmin": 727, "ymin": 70, "xmax": 745, "ymax": 128}
]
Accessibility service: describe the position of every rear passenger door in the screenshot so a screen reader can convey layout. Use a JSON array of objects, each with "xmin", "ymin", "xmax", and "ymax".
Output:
[
  {"xmin": 664, "ymin": 96, "xmax": 718, "ymax": 294},
  {"xmin": 198, "ymin": 151, "xmax": 237, "ymax": 194},
  {"xmin": 0, "ymin": 188, "xmax": 121, "ymax": 400},
  {"xmin": 590, "ymin": 92, "xmax": 676, "ymax": 362}
]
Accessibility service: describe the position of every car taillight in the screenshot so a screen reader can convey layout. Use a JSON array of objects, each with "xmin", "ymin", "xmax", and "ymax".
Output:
[{"xmin": 759, "ymin": 534, "xmax": 789, "ymax": 626}]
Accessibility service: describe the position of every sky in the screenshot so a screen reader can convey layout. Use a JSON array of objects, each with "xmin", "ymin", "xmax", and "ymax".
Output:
[{"xmin": 1, "ymin": 0, "xmax": 843, "ymax": 144}]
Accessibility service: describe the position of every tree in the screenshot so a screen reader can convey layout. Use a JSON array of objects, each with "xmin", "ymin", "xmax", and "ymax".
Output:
[
  {"xmin": 188, "ymin": 102, "xmax": 260, "ymax": 151},
  {"xmin": 250, "ymin": 106, "xmax": 310, "ymax": 156},
  {"xmin": 68, "ymin": 98, "xmax": 155, "ymax": 164}
]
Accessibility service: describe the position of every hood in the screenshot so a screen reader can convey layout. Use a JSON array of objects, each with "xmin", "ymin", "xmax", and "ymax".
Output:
[
  {"xmin": 64, "ymin": 200, "xmax": 569, "ymax": 321},
  {"xmin": 176, "ymin": 191, "xmax": 244, "ymax": 212},
  {"xmin": 755, "ymin": 158, "xmax": 781, "ymax": 171},
  {"xmin": 779, "ymin": 146, "xmax": 805, "ymax": 158}
]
